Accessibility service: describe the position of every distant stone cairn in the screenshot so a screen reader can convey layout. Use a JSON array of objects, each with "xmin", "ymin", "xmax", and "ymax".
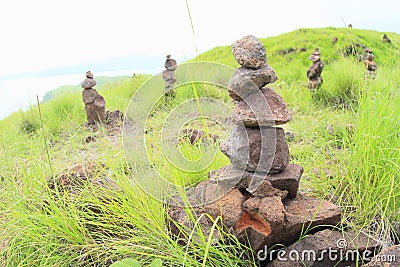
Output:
[
  {"xmin": 307, "ymin": 48, "xmax": 325, "ymax": 90},
  {"xmin": 81, "ymin": 71, "xmax": 106, "ymax": 125},
  {"xmin": 162, "ymin": 55, "xmax": 177, "ymax": 99}
]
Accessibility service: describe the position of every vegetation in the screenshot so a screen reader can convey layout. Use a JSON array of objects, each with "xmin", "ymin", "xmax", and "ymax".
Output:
[{"xmin": 0, "ymin": 27, "xmax": 399, "ymax": 266}]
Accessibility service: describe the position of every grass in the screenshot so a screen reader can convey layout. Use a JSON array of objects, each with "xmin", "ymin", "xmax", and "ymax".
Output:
[{"xmin": 1, "ymin": 27, "xmax": 400, "ymax": 266}]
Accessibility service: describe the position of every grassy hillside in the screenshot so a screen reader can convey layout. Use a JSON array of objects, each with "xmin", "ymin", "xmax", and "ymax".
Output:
[{"xmin": 1, "ymin": 27, "xmax": 399, "ymax": 266}]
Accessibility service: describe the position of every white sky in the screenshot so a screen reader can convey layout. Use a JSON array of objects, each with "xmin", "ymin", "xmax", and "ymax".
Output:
[{"xmin": 0, "ymin": 0, "xmax": 399, "ymax": 118}]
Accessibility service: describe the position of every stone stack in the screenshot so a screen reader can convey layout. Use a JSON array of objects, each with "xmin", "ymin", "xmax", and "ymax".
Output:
[
  {"xmin": 162, "ymin": 55, "xmax": 177, "ymax": 98},
  {"xmin": 168, "ymin": 36, "xmax": 341, "ymax": 257},
  {"xmin": 307, "ymin": 48, "xmax": 325, "ymax": 89},
  {"xmin": 81, "ymin": 71, "xmax": 106, "ymax": 125},
  {"xmin": 364, "ymin": 49, "xmax": 377, "ymax": 79}
]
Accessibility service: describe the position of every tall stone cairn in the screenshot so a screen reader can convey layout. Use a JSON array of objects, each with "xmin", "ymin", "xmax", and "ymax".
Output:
[
  {"xmin": 81, "ymin": 71, "xmax": 106, "ymax": 125},
  {"xmin": 168, "ymin": 36, "xmax": 341, "ymax": 255},
  {"xmin": 307, "ymin": 48, "xmax": 325, "ymax": 90},
  {"xmin": 162, "ymin": 55, "xmax": 177, "ymax": 98}
]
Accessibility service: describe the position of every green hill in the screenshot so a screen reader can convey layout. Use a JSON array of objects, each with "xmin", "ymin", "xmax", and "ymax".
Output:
[
  {"xmin": 0, "ymin": 27, "xmax": 399, "ymax": 266},
  {"xmin": 42, "ymin": 75, "xmax": 132, "ymax": 102}
]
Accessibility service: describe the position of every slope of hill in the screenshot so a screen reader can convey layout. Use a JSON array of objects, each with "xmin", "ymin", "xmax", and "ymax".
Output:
[
  {"xmin": 0, "ymin": 27, "xmax": 399, "ymax": 266},
  {"xmin": 42, "ymin": 75, "xmax": 132, "ymax": 102}
]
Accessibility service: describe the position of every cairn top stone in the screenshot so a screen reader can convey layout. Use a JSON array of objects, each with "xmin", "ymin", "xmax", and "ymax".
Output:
[
  {"xmin": 232, "ymin": 35, "xmax": 267, "ymax": 69},
  {"xmin": 86, "ymin": 70, "xmax": 93, "ymax": 79},
  {"xmin": 308, "ymin": 47, "xmax": 321, "ymax": 62}
]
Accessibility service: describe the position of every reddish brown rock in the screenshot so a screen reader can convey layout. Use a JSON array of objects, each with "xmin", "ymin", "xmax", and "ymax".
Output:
[
  {"xmin": 267, "ymin": 229, "xmax": 380, "ymax": 267},
  {"xmin": 205, "ymin": 188, "xmax": 246, "ymax": 229},
  {"xmin": 283, "ymin": 194, "xmax": 342, "ymax": 241},
  {"xmin": 232, "ymin": 35, "xmax": 267, "ymax": 69},
  {"xmin": 228, "ymin": 65, "xmax": 278, "ymax": 101},
  {"xmin": 247, "ymin": 179, "xmax": 288, "ymax": 199},
  {"xmin": 238, "ymin": 196, "xmax": 285, "ymax": 251},
  {"xmin": 364, "ymin": 245, "xmax": 400, "ymax": 267},
  {"xmin": 220, "ymin": 126, "xmax": 290, "ymax": 174},
  {"xmin": 234, "ymin": 87, "xmax": 293, "ymax": 127}
]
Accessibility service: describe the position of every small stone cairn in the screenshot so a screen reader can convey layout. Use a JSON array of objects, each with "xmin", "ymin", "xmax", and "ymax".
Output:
[
  {"xmin": 168, "ymin": 36, "xmax": 342, "ymax": 256},
  {"xmin": 81, "ymin": 71, "xmax": 106, "ymax": 125},
  {"xmin": 383, "ymin": 33, "xmax": 392, "ymax": 43},
  {"xmin": 364, "ymin": 49, "xmax": 377, "ymax": 79},
  {"xmin": 162, "ymin": 55, "xmax": 177, "ymax": 98},
  {"xmin": 307, "ymin": 48, "xmax": 325, "ymax": 90}
]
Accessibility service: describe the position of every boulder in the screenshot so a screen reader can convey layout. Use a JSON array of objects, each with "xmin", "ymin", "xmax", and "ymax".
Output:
[
  {"xmin": 220, "ymin": 126, "xmax": 290, "ymax": 174},
  {"xmin": 232, "ymin": 35, "xmax": 267, "ymax": 69},
  {"xmin": 234, "ymin": 87, "xmax": 293, "ymax": 127},
  {"xmin": 228, "ymin": 65, "xmax": 278, "ymax": 101}
]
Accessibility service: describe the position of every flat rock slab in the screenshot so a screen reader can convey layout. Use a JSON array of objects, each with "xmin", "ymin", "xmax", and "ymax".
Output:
[
  {"xmin": 208, "ymin": 164, "xmax": 303, "ymax": 199},
  {"xmin": 364, "ymin": 245, "xmax": 400, "ymax": 267},
  {"xmin": 234, "ymin": 87, "xmax": 293, "ymax": 127},
  {"xmin": 232, "ymin": 35, "xmax": 267, "ymax": 69},
  {"xmin": 220, "ymin": 126, "xmax": 290, "ymax": 174},
  {"xmin": 228, "ymin": 65, "xmax": 278, "ymax": 101},
  {"xmin": 267, "ymin": 229, "xmax": 380, "ymax": 267}
]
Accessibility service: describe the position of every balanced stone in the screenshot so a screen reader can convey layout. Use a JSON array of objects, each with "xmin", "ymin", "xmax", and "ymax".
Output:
[
  {"xmin": 209, "ymin": 164, "xmax": 302, "ymax": 198},
  {"xmin": 81, "ymin": 78, "xmax": 96, "ymax": 89},
  {"xmin": 233, "ymin": 87, "xmax": 293, "ymax": 127},
  {"xmin": 232, "ymin": 35, "xmax": 267, "ymax": 69},
  {"xmin": 162, "ymin": 55, "xmax": 177, "ymax": 97},
  {"xmin": 220, "ymin": 126, "xmax": 290, "ymax": 174},
  {"xmin": 228, "ymin": 65, "xmax": 278, "ymax": 101}
]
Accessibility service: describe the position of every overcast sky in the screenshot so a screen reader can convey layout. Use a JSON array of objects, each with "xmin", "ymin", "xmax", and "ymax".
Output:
[{"xmin": 0, "ymin": 0, "xmax": 399, "ymax": 118}]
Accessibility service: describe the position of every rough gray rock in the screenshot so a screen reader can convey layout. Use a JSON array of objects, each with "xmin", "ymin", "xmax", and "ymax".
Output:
[
  {"xmin": 228, "ymin": 65, "xmax": 278, "ymax": 101},
  {"xmin": 234, "ymin": 87, "xmax": 293, "ymax": 127},
  {"xmin": 208, "ymin": 164, "xmax": 302, "ymax": 199},
  {"xmin": 232, "ymin": 35, "xmax": 267, "ymax": 69},
  {"xmin": 220, "ymin": 126, "xmax": 290, "ymax": 174}
]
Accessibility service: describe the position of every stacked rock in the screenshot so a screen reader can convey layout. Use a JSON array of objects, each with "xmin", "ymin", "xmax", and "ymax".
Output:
[
  {"xmin": 168, "ymin": 36, "xmax": 341, "ymax": 256},
  {"xmin": 307, "ymin": 48, "xmax": 325, "ymax": 89},
  {"xmin": 162, "ymin": 55, "xmax": 177, "ymax": 98},
  {"xmin": 364, "ymin": 49, "xmax": 378, "ymax": 79},
  {"xmin": 81, "ymin": 71, "xmax": 106, "ymax": 125},
  {"xmin": 383, "ymin": 33, "xmax": 392, "ymax": 43}
]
